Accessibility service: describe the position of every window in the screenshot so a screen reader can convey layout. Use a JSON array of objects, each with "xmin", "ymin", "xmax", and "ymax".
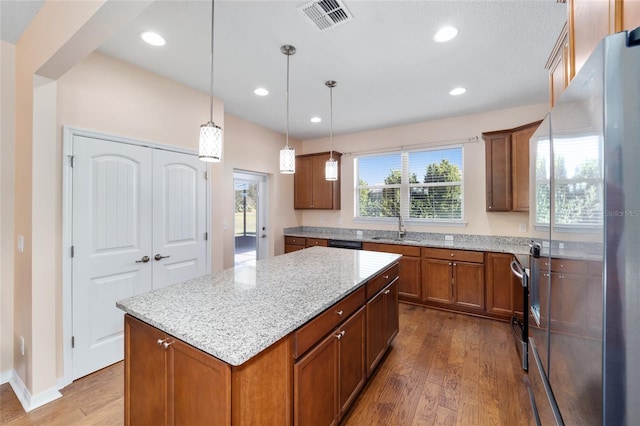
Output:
[
  {"xmin": 355, "ymin": 146, "xmax": 463, "ymax": 222},
  {"xmin": 535, "ymin": 135, "xmax": 603, "ymax": 228}
]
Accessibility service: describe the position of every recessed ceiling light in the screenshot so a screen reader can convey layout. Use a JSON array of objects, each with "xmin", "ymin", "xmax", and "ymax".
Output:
[
  {"xmin": 140, "ymin": 31, "xmax": 166, "ymax": 47},
  {"xmin": 433, "ymin": 26, "xmax": 458, "ymax": 43},
  {"xmin": 254, "ymin": 88, "xmax": 269, "ymax": 96},
  {"xmin": 310, "ymin": 117, "xmax": 322, "ymax": 123},
  {"xmin": 449, "ymin": 87, "xmax": 467, "ymax": 96}
]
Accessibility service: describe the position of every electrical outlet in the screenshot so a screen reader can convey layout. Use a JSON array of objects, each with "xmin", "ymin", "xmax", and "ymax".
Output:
[
  {"xmin": 519, "ymin": 223, "xmax": 527, "ymax": 232},
  {"xmin": 559, "ymin": 243, "xmax": 565, "ymax": 249},
  {"xmin": 17, "ymin": 235, "xmax": 24, "ymax": 253},
  {"xmin": 444, "ymin": 235, "xmax": 454, "ymax": 241},
  {"xmin": 356, "ymin": 230, "xmax": 363, "ymax": 240},
  {"xmin": 20, "ymin": 336, "xmax": 25, "ymax": 356}
]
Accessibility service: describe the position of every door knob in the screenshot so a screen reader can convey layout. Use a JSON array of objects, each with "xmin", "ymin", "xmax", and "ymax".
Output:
[
  {"xmin": 154, "ymin": 254, "xmax": 170, "ymax": 261},
  {"xmin": 135, "ymin": 256, "xmax": 150, "ymax": 263}
]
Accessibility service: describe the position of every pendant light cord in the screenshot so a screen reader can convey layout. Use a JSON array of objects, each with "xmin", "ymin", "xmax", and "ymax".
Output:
[
  {"xmin": 329, "ymin": 85, "xmax": 333, "ymax": 160},
  {"xmin": 285, "ymin": 52, "xmax": 290, "ymax": 148},
  {"xmin": 209, "ymin": 0, "xmax": 215, "ymax": 123}
]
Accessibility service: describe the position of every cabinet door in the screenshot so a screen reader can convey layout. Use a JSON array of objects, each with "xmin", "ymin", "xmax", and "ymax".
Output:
[
  {"xmin": 365, "ymin": 289, "xmax": 386, "ymax": 376},
  {"xmin": 125, "ymin": 315, "xmax": 168, "ymax": 426},
  {"xmin": 170, "ymin": 339, "xmax": 231, "ymax": 425},
  {"xmin": 421, "ymin": 258, "xmax": 453, "ymax": 305},
  {"xmin": 398, "ymin": 256, "xmax": 421, "ymax": 301},
  {"xmin": 312, "ymin": 154, "xmax": 334, "ymax": 209},
  {"xmin": 294, "ymin": 156, "xmax": 314, "ymax": 209},
  {"xmin": 453, "ymin": 261, "xmax": 485, "ymax": 310},
  {"xmin": 550, "ymin": 271, "xmax": 587, "ymax": 335},
  {"xmin": 511, "ymin": 125, "xmax": 537, "ymax": 212},
  {"xmin": 383, "ymin": 280, "xmax": 399, "ymax": 347},
  {"xmin": 485, "ymin": 253, "xmax": 515, "ymax": 317},
  {"xmin": 337, "ymin": 307, "xmax": 366, "ymax": 417},
  {"xmin": 294, "ymin": 332, "xmax": 338, "ymax": 426},
  {"xmin": 484, "ymin": 132, "xmax": 512, "ymax": 211}
]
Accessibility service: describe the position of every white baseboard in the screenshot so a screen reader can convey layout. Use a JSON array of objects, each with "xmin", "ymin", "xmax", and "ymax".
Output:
[
  {"xmin": 1, "ymin": 369, "xmax": 12, "ymax": 384},
  {"xmin": 8, "ymin": 370, "xmax": 62, "ymax": 412}
]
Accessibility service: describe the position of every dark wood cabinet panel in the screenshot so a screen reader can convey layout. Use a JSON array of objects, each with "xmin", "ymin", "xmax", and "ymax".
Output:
[
  {"xmin": 483, "ymin": 121, "xmax": 541, "ymax": 212},
  {"xmin": 384, "ymin": 280, "xmax": 399, "ymax": 347},
  {"xmin": 453, "ymin": 261, "xmax": 485, "ymax": 311},
  {"xmin": 362, "ymin": 242, "xmax": 421, "ymax": 301},
  {"xmin": 365, "ymin": 279, "xmax": 399, "ymax": 377},
  {"xmin": 485, "ymin": 252, "xmax": 520, "ymax": 318},
  {"xmin": 421, "ymin": 258, "xmax": 454, "ymax": 305},
  {"xmin": 294, "ymin": 152, "xmax": 341, "ymax": 210},
  {"xmin": 338, "ymin": 307, "xmax": 366, "ymax": 417}
]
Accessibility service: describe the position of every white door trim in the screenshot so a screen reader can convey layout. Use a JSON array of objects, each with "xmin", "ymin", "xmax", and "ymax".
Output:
[
  {"xmin": 61, "ymin": 125, "xmax": 211, "ymax": 387},
  {"xmin": 233, "ymin": 170, "xmax": 269, "ymax": 261}
]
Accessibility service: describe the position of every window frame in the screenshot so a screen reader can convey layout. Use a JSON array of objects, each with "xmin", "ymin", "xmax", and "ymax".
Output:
[{"xmin": 354, "ymin": 145, "xmax": 465, "ymax": 225}]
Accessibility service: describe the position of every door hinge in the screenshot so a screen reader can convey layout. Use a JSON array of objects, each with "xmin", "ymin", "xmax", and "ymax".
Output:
[
  {"xmin": 71, "ymin": 245, "xmax": 75, "ymax": 257},
  {"xmin": 72, "ymin": 336, "xmax": 75, "ymax": 348},
  {"xmin": 69, "ymin": 155, "xmax": 74, "ymax": 168},
  {"xmin": 204, "ymin": 232, "xmax": 208, "ymax": 241}
]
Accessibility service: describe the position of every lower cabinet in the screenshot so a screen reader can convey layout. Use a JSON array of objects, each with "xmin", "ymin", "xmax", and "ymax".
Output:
[
  {"xmin": 294, "ymin": 307, "xmax": 366, "ymax": 425},
  {"xmin": 421, "ymin": 248, "xmax": 485, "ymax": 312},
  {"xmin": 362, "ymin": 242, "xmax": 421, "ymax": 301},
  {"xmin": 485, "ymin": 252, "xmax": 523, "ymax": 319},
  {"xmin": 125, "ymin": 315, "xmax": 231, "ymax": 426},
  {"xmin": 366, "ymin": 279, "xmax": 399, "ymax": 376}
]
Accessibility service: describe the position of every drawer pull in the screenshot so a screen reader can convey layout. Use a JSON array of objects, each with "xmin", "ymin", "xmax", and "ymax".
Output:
[
  {"xmin": 383, "ymin": 275, "xmax": 389, "ymax": 279},
  {"xmin": 336, "ymin": 310, "xmax": 344, "ymax": 316},
  {"xmin": 384, "ymin": 289, "xmax": 390, "ymax": 295},
  {"xmin": 163, "ymin": 341, "xmax": 174, "ymax": 349},
  {"xmin": 335, "ymin": 330, "xmax": 346, "ymax": 340},
  {"xmin": 451, "ymin": 253, "xmax": 455, "ymax": 257},
  {"xmin": 157, "ymin": 338, "xmax": 167, "ymax": 346}
]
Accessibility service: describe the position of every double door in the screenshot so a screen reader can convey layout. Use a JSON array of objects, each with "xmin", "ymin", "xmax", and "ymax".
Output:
[{"xmin": 71, "ymin": 135, "xmax": 208, "ymax": 379}]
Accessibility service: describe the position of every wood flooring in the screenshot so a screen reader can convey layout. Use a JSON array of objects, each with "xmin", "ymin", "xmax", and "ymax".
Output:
[{"xmin": 1, "ymin": 303, "xmax": 533, "ymax": 425}]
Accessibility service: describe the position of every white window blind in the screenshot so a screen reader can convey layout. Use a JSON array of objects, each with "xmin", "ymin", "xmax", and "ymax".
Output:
[{"xmin": 355, "ymin": 146, "xmax": 463, "ymax": 221}]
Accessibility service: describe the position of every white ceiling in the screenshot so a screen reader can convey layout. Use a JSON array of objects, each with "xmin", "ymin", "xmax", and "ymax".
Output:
[{"xmin": 2, "ymin": 0, "xmax": 566, "ymax": 141}]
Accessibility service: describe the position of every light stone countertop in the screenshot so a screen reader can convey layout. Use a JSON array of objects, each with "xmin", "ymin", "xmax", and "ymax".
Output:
[{"xmin": 116, "ymin": 247, "xmax": 401, "ymax": 366}]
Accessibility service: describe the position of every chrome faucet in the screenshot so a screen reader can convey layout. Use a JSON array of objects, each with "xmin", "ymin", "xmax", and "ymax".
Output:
[{"xmin": 398, "ymin": 215, "xmax": 406, "ymax": 239}]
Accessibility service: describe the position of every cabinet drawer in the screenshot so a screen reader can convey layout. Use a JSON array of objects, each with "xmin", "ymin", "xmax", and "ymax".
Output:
[
  {"xmin": 366, "ymin": 264, "xmax": 399, "ymax": 299},
  {"xmin": 285, "ymin": 236, "xmax": 306, "ymax": 246},
  {"xmin": 293, "ymin": 286, "xmax": 366, "ymax": 358},
  {"xmin": 306, "ymin": 238, "xmax": 328, "ymax": 247},
  {"xmin": 362, "ymin": 242, "xmax": 420, "ymax": 257},
  {"xmin": 421, "ymin": 247, "xmax": 484, "ymax": 263}
]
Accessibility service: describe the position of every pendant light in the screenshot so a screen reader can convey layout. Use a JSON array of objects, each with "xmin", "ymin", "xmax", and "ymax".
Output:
[
  {"xmin": 325, "ymin": 80, "xmax": 338, "ymax": 181},
  {"xmin": 199, "ymin": 0, "xmax": 223, "ymax": 162},
  {"xmin": 279, "ymin": 45, "xmax": 296, "ymax": 174}
]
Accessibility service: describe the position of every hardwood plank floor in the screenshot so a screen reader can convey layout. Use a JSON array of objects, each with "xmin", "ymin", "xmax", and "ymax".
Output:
[{"xmin": 1, "ymin": 304, "xmax": 533, "ymax": 425}]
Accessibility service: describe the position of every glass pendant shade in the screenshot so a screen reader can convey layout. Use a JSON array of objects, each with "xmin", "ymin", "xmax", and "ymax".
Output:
[
  {"xmin": 199, "ymin": 121, "xmax": 223, "ymax": 162},
  {"xmin": 325, "ymin": 158, "xmax": 338, "ymax": 181},
  {"xmin": 280, "ymin": 146, "xmax": 296, "ymax": 174}
]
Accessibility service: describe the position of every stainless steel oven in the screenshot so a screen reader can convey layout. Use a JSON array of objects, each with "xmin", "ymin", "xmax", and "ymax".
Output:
[{"xmin": 510, "ymin": 256, "xmax": 529, "ymax": 371}]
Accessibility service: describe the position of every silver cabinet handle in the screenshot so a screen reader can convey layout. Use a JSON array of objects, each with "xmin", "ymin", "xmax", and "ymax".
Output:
[
  {"xmin": 335, "ymin": 330, "xmax": 346, "ymax": 340},
  {"xmin": 157, "ymin": 338, "xmax": 166, "ymax": 346},
  {"xmin": 154, "ymin": 254, "xmax": 170, "ymax": 261},
  {"xmin": 336, "ymin": 310, "xmax": 343, "ymax": 316},
  {"xmin": 383, "ymin": 275, "xmax": 389, "ymax": 279},
  {"xmin": 136, "ymin": 256, "xmax": 150, "ymax": 263},
  {"xmin": 384, "ymin": 289, "xmax": 390, "ymax": 295},
  {"xmin": 163, "ymin": 341, "xmax": 173, "ymax": 349}
]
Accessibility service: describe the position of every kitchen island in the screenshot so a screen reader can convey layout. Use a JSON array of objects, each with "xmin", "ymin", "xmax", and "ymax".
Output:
[{"xmin": 117, "ymin": 246, "xmax": 401, "ymax": 425}]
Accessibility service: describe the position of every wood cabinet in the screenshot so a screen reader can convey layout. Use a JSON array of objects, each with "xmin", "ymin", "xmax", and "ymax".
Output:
[
  {"xmin": 366, "ymin": 278, "xmax": 399, "ymax": 376},
  {"xmin": 294, "ymin": 307, "xmax": 366, "ymax": 426},
  {"xmin": 294, "ymin": 152, "xmax": 341, "ymax": 210},
  {"xmin": 483, "ymin": 120, "xmax": 541, "ymax": 212},
  {"xmin": 362, "ymin": 242, "xmax": 421, "ymax": 301},
  {"xmin": 485, "ymin": 252, "xmax": 523, "ymax": 319},
  {"xmin": 284, "ymin": 236, "xmax": 328, "ymax": 253},
  {"xmin": 547, "ymin": 0, "xmax": 640, "ymax": 106},
  {"xmin": 421, "ymin": 247, "xmax": 485, "ymax": 313},
  {"xmin": 125, "ymin": 315, "xmax": 232, "ymax": 426}
]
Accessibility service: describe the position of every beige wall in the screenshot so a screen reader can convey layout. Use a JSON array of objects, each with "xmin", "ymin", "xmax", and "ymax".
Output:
[
  {"xmin": 1, "ymin": 40, "xmax": 16, "ymax": 378},
  {"xmin": 300, "ymin": 103, "xmax": 548, "ymax": 237}
]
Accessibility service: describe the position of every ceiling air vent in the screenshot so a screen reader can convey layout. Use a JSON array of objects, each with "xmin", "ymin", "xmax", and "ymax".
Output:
[{"xmin": 299, "ymin": 0, "xmax": 353, "ymax": 31}]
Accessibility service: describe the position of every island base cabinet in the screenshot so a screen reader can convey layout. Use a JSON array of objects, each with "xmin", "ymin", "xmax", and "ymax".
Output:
[
  {"xmin": 366, "ymin": 279, "xmax": 399, "ymax": 376},
  {"xmin": 294, "ymin": 307, "xmax": 366, "ymax": 426},
  {"xmin": 125, "ymin": 314, "xmax": 292, "ymax": 426},
  {"xmin": 125, "ymin": 315, "xmax": 231, "ymax": 426}
]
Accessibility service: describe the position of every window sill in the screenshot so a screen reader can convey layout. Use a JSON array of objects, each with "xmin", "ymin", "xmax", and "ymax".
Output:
[{"xmin": 354, "ymin": 217, "xmax": 467, "ymax": 228}]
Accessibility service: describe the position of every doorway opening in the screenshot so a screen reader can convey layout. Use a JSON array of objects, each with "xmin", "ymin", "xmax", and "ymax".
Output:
[{"xmin": 233, "ymin": 171, "xmax": 268, "ymax": 266}]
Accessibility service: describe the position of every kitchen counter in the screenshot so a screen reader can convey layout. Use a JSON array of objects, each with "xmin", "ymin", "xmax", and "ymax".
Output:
[{"xmin": 116, "ymin": 246, "xmax": 401, "ymax": 366}]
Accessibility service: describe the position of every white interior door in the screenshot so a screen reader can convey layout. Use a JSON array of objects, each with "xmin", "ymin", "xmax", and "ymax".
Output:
[
  {"xmin": 152, "ymin": 149, "xmax": 207, "ymax": 289},
  {"xmin": 71, "ymin": 136, "xmax": 208, "ymax": 380},
  {"xmin": 72, "ymin": 136, "xmax": 153, "ymax": 379}
]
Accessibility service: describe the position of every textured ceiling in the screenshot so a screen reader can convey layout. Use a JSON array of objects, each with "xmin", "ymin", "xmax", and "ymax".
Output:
[{"xmin": 2, "ymin": 0, "xmax": 567, "ymax": 140}]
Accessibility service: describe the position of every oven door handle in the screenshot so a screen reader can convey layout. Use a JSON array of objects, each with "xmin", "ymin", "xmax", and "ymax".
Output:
[{"xmin": 510, "ymin": 260, "xmax": 524, "ymax": 280}]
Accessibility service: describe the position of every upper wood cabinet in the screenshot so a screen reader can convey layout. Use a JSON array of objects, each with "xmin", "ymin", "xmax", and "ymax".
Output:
[
  {"xmin": 547, "ymin": 0, "xmax": 640, "ymax": 106},
  {"xmin": 294, "ymin": 152, "xmax": 341, "ymax": 210},
  {"xmin": 483, "ymin": 120, "xmax": 541, "ymax": 212}
]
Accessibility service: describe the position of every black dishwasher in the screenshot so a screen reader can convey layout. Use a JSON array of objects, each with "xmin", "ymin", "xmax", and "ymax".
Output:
[{"xmin": 327, "ymin": 239, "xmax": 363, "ymax": 250}]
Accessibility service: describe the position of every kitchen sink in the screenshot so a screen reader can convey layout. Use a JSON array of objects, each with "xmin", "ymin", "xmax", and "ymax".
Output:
[{"xmin": 370, "ymin": 237, "xmax": 420, "ymax": 243}]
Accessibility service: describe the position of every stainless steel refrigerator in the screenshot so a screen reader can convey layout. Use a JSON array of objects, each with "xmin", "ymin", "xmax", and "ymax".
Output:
[{"xmin": 528, "ymin": 28, "xmax": 640, "ymax": 425}]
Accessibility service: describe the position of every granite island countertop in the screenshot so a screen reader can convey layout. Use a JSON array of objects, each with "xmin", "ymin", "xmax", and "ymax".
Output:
[{"xmin": 116, "ymin": 247, "xmax": 401, "ymax": 366}]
